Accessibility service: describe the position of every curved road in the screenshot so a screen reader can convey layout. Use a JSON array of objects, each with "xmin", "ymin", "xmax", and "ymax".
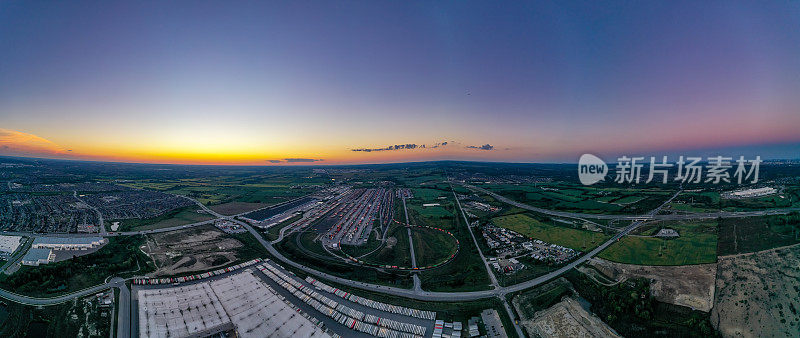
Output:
[
  {"xmin": 464, "ymin": 183, "xmax": 799, "ymax": 221},
  {"xmin": 0, "ymin": 277, "xmax": 125, "ymax": 306},
  {"xmin": 191, "ymin": 188, "xmax": 680, "ymax": 301},
  {"xmin": 0, "ymin": 185, "xmax": 762, "ymax": 337},
  {"xmin": 0, "ymin": 184, "xmax": 741, "ymax": 306}
]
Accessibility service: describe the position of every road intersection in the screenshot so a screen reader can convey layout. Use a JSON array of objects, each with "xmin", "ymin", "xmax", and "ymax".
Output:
[{"xmin": 0, "ymin": 184, "xmax": 784, "ymax": 338}]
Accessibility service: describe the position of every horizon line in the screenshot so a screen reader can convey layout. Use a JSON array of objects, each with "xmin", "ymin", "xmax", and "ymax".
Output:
[{"xmin": 2, "ymin": 154, "xmax": 798, "ymax": 168}]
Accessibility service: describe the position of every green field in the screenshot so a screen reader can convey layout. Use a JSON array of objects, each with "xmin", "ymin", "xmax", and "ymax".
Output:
[
  {"xmin": 599, "ymin": 221, "xmax": 718, "ymax": 265},
  {"xmin": 359, "ymin": 225, "xmax": 412, "ymax": 267},
  {"xmin": 114, "ymin": 205, "xmax": 215, "ymax": 232},
  {"xmin": 418, "ymin": 196, "xmax": 493, "ymax": 292},
  {"xmin": 476, "ymin": 183, "xmax": 673, "ymax": 215},
  {"xmin": 404, "ymin": 186, "xmax": 457, "ymax": 229},
  {"xmin": 412, "ymin": 227, "xmax": 458, "ymax": 268},
  {"xmin": 717, "ymin": 213, "xmax": 800, "ymax": 255},
  {"xmin": 492, "ymin": 213, "xmax": 609, "ymax": 251},
  {"xmin": 412, "ymin": 188, "xmax": 448, "ymax": 201},
  {"xmin": 118, "ymin": 175, "xmax": 324, "ymax": 206}
]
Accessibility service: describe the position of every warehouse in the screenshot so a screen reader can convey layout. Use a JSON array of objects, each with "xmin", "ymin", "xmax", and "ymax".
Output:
[
  {"xmin": 0, "ymin": 235, "xmax": 22, "ymax": 257},
  {"xmin": 138, "ymin": 271, "xmax": 332, "ymax": 338},
  {"xmin": 21, "ymin": 248, "xmax": 55, "ymax": 266},
  {"xmin": 32, "ymin": 236, "xmax": 106, "ymax": 250}
]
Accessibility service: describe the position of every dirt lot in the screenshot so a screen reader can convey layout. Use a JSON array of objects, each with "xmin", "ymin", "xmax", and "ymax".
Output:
[
  {"xmin": 587, "ymin": 258, "xmax": 717, "ymax": 312},
  {"xmin": 712, "ymin": 244, "xmax": 800, "ymax": 337},
  {"xmin": 208, "ymin": 201, "xmax": 267, "ymax": 216},
  {"xmin": 141, "ymin": 225, "xmax": 245, "ymax": 277},
  {"xmin": 521, "ymin": 297, "xmax": 621, "ymax": 338}
]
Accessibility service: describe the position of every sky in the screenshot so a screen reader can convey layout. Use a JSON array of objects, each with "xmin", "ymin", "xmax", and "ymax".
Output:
[{"xmin": 1, "ymin": 1, "xmax": 799, "ymax": 165}]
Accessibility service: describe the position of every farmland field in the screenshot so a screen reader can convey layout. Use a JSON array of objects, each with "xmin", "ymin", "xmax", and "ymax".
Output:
[
  {"xmin": 113, "ymin": 205, "xmax": 215, "ymax": 232},
  {"xmin": 717, "ymin": 213, "xmax": 800, "ymax": 255},
  {"xmin": 599, "ymin": 220, "xmax": 718, "ymax": 265},
  {"xmin": 117, "ymin": 175, "xmax": 322, "ymax": 206},
  {"xmin": 475, "ymin": 182, "xmax": 674, "ymax": 215}
]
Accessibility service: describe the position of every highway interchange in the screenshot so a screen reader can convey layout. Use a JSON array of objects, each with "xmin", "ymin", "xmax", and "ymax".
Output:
[{"xmin": 0, "ymin": 183, "xmax": 796, "ymax": 338}]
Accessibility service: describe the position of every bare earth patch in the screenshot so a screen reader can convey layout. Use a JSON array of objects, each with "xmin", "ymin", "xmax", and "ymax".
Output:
[
  {"xmin": 522, "ymin": 297, "xmax": 621, "ymax": 338},
  {"xmin": 712, "ymin": 244, "xmax": 800, "ymax": 337},
  {"xmin": 141, "ymin": 225, "xmax": 245, "ymax": 277},
  {"xmin": 588, "ymin": 257, "xmax": 717, "ymax": 312}
]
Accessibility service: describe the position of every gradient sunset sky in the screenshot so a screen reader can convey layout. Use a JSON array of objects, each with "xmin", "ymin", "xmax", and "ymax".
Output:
[{"xmin": 1, "ymin": 1, "xmax": 799, "ymax": 165}]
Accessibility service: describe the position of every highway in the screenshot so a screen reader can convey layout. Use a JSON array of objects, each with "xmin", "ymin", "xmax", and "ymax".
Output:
[
  {"xmin": 0, "ymin": 277, "xmax": 124, "ymax": 306},
  {"xmin": 192, "ymin": 187, "xmax": 678, "ymax": 301},
  {"xmin": 451, "ymin": 183, "xmax": 523, "ymax": 337},
  {"xmin": 463, "ymin": 183, "xmax": 799, "ymax": 221},
  {"xmin": 0, "ymin": 185, "xmax": 751, "ymax": 338}
]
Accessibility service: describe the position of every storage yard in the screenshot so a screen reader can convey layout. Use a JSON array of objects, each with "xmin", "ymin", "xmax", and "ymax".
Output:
[
  {"xmin": 137, "ymin": 270, "xmax": 333, "ymax": 338},
  {"xmin": 319, "ymin": 188, "xmax": 394, "ymax": 247},
  {"xmin": 268, "ymin": 186, "xmax": 353, "ymax": 237},
  {"xmin": 258, "ymin": 260, "xmax": 434, "ymax": 337},
  {"xmin": 133, "ymin": 258, "xmax": 440, "ymax": 338}
]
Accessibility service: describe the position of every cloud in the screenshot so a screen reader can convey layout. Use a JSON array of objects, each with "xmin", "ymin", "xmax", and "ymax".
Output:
[
  {"xmin": 0, "ymin": 129, "xmax": 68, "ymax": 157},
  {"xmin": 351, "ymin": 141, "xmax": 449, "ymax": 152},
  {"xmin": 467, "ymin": 144, "xmax": 494, "ymax": 150},
  {"xmin": 267, "ymin": 159, "xmax": 282, "ymax": 163},
  {"xmin": 425, "ymin": 141, "xmax": 448, "ymax": 149},
  {"xmin": 284, "ymin": 158, "xmax": 324, "ymax": 163}
]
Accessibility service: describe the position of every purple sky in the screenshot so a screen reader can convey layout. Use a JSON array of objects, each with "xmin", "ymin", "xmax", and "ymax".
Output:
[{"xmin": 1, "ymin": 1, "xmax": 799, "ymax": 164}]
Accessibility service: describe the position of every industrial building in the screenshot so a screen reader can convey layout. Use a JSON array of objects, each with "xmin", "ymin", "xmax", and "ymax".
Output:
[
  {"xmin": 31, "ymin": 236, "xmax": 106, "ymax": 250},
  {"xmin": 21, "ymin": 248, "xmax": 56, "ymax": 266},
  {"xmin": 138, "ymin": 271, "xmax": 333, "ymax": 338},
  {"xmin": 0, "ymin": 235, "xmax": 22, "ymax": 257},
  {"xmin": 726, "ymin": 187, "xmax": 778, "ymax": 198}
]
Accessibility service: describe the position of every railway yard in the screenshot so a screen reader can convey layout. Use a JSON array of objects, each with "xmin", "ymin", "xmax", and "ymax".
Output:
[{"xmin": 319, "ymin": 188, "xmax": 394, "ymax": 247}]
